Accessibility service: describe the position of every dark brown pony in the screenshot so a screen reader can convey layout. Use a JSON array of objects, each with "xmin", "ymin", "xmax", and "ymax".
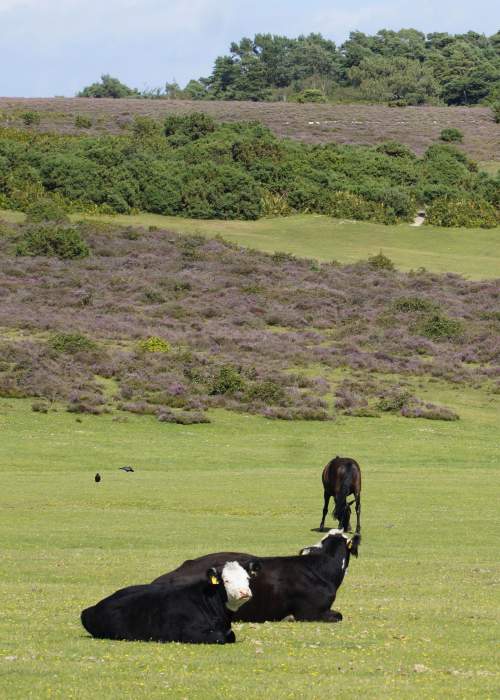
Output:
[{"xmin": 319, "ymin": 456, "xmax": 361, "ymax": 533}]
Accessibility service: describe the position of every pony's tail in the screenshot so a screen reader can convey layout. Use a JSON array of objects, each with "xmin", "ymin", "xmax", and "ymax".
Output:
[{"xmin": 333, "ymin": 461, "xmax": 353, "ymax": 529}]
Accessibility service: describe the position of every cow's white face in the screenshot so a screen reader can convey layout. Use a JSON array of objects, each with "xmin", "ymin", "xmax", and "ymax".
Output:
[{"xmin": 221, "ymin": 561, "xmax": 252, "ymax": 611}]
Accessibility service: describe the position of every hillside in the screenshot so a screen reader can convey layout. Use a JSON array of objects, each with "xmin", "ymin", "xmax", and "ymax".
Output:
[
  {"xmin": 1, "ymin": 219, "xmax": 498, "ymax": 422},
  {"xmin": 1, "ymin": 98, "xmax": 499, "ymax": 162}
]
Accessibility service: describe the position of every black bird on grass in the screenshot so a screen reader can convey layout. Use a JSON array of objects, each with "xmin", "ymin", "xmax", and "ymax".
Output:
[
  {"xmin": 119, "ymin": 466, "xmax": 134, "ymax": 473},
  {"xmin": 95, "ymin": 473, "xmax": 101, "ymax": 483}
]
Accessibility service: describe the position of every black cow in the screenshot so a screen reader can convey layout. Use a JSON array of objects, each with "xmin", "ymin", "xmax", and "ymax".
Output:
[
  {"xmin": 81, "ymin": 561, "xmax": 256, "ymax": 644},
  {"xmin": 151, "ymin": 529, "xmax": 360, "ymax": 623}
]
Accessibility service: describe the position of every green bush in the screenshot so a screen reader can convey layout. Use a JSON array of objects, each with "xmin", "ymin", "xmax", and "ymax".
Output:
[
  {"xmin": 137, "ymin": 336, "xmax": 171, "ymax": 353},
  {"xmin": 22, "ymin": 111, "xmax": 40, "ymax": 126},
  {"xmin": 16, "ymin": 225, "xmax": 90, "ymax": 259},
  {"xmin": 367, "ymin": 251, "xmax": 396, "ymax": 271},
  {"xmin": 49, "ymin": 332, "xmax": 97, "ymax": 353},
  {"xmin": 440, "ymin": 128, "xmax": 464, "ymax": 143},
  {"xmin": 418, "ymin": 313, "xmax": 464, "ymax": 341},
  {"xmin": 209, "ymin": 365, "xmax": 245, "ymax": 395},
  {"xmin": 296, "ymin": 89, "xmax": 327, "ymax": 103},
  {"xmin": 425, "ymin": 196, "xmax": 499, "ymax": 228},
  {"xmin": 246, "ymin": 380, "xmax": 286, "ymax": 403},
  {"xmin": 25, "ymin": 199, "xmax": 69, "ymax": 223},
  {"xmin": 492, "ymin": 102, "xmax": 500, "ymax": 124},
  {"xmin": 74, "ymin": 115, "xmax": 92, "ymax": 129},
  {"xmin": 393, "ymin": 296, "xmax": 436, "ymax": 312}
]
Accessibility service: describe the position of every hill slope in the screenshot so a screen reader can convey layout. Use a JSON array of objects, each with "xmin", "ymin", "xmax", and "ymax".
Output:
[{"xmin": 1, "ymin": 98, "xmax": 498, "ymax": 161}]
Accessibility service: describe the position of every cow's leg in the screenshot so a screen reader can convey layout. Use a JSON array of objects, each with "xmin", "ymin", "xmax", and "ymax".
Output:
[
  {"xmin": 320, "ymin": 491, "xmax": 330, "ymax": 531},
  {"xmin": 355, "ymin": 496, "xmax": 361, "ymax": 534},
  {"xmin": 180, "ymin": 627, "xmax": 229, "ymax": 644},
  {"xmin": 293, "ymin": 607, "xmax": 343, "ymax": 623}
]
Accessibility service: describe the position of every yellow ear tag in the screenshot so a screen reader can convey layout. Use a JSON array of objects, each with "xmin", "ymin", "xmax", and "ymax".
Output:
[
  {"xmin": 210, "ymin": 575, "xmax": 219, "ymax": 585},
  {"xmin": 347, "ymin": 540, "xmax": 353, "ymax": 550}
]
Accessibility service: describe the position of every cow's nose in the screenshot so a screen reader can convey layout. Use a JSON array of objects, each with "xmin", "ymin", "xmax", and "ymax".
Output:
[{"xmin": 239, "ymin": 590, "xmax": 251, "ymax": 599}]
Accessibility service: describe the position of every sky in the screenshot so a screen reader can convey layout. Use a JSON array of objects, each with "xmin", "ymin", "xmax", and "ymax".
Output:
[{"xmin": 0, "ymin": 0, "xmax": 498, "ymax": 97}]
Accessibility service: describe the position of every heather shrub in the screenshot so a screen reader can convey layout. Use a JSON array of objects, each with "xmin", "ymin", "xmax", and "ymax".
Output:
[
  {"xmin": 440, "ymin": 128, "xmax": 463, "ymax": 143},
  {"xmin": 157, "ymin": 408, "xmax": 210, "ymax": 424},
  {"xmin": 74, "ymin": 115, "xmax": 92, "ymax": 129},
  {"xmin": 209, "ymin": 365, "xmax": 245, "ymax": 395},
  {"xmin": 418, "ymin": 313, "xmax": 464, "ymax": 341},
  {"xmin": 137, "ymin": 336, "xmax": 171, "ymax": 353},
  {"xmin": 25, "ymin": 199, "xmax": 69, "ymax": 223},
  {"xmin": 31, "ymin": 401, "xmax": 49, "ymax": 413},
  {"xmin": 49, "ymin": 332, "xmax": 97, "ymax": 354},
  {"xmin": 16, "ymin": 224, "xmax": 89, "ymax": 259},
  {"xmin": 401, "ymin": 403, "xmax": 459, "ymax": 421},
  {"xmin": 66, "ymin": 400, "xmax": 102, "ymax": 415},
  {"xmin": 367, "ymin": 251, "xmax": 396, "ymax": 271}
]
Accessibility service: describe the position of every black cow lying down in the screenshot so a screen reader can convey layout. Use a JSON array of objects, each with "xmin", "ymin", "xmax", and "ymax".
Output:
[
  {"xmin": 151, "ymin": 529, "xmax": 360, "ymax": 623},
  {"xmin": 81, "ymin": 561, "xmax": 257, "ymax": 644}
]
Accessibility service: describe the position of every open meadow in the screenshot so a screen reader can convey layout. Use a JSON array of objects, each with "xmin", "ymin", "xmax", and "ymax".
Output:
[
  {"xmin": 0, "ymin": 383, "xmax": 499, "ymax": 699},
  {"xmin": 0, "ymin": 210, "xmax": 499, "ymax": 698}
]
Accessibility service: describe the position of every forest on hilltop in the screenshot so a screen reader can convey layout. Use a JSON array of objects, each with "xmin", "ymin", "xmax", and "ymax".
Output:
[{"xmin": 79, "ymin": 29, "xmax": 500, "ymax": 106}]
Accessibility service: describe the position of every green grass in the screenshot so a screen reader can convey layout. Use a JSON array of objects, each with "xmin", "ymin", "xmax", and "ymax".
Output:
[
  {"xmin": 2, "ymin": 209, "xmax": 499, "ymax": 279},
  {"xmin": 0, "ymin": 386, "xmax": 499, "ymax": 699},
  {"xmin": 478, "ymin": 161, "xmax": 500, "ymax": 176}
]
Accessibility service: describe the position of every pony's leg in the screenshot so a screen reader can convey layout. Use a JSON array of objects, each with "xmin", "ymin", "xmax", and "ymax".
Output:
[
  {"xmin": 320, "ymin": 491, "xmax": 330, "ymax": 531},
  {"xmin": 341, "ymin": 502, "xmax": 352, "ymax": 532},
  {"xmin": 355, "ymin": 496, "xmax": 361, "ymax": 534}
]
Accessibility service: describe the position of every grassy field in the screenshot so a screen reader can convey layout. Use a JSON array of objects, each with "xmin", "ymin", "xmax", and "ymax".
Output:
[
  {"xmin": 2, "ymin": 209, "xmax": 499, "ymax": 279},
  {"xmin": 0, "ymin": 379, "xmax": 499, "ymax": 698}
]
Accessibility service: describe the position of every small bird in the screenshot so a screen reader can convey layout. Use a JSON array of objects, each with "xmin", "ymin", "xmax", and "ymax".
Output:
[
  {"xmin": 95, "ymin": 473, "xmax": 101, "ymax": 483},
  {"xmin": 119, "ymin": 466, "xmax": 134, "ymax": 473}
]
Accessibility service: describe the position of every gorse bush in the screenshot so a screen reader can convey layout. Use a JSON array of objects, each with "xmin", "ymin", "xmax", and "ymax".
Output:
[
  {"xmin": 393, "ymin": 296, "xmax": 436, "ymax": 313},
  {"xmin": 138, "ymin": 336, "xmax": 171, "ymax": 353},
  {"xmin": 367, "ymin": 251, "xmax": 396, "ymax": 271},
  {"xmin": 209, "ymin": 365, "xmax": 245, "ymax": 395},
  {"xmin": 425, "ymin": 196, "xmax": 499, "ymax": 228},
  {"xmin": 74, "ymin": 115, "xmax": 92, "ymax": 129},
  {"xmin": 49, "ymin": 332, "xmax": 97, "ymax": 354},
  {"xmin": 418, "ymin": 313, "xmax": 464, "ymax": 341},
  {"xmin": 0, "ymin": 116, "xmax": 497, "ymax": 226},
  {"xmin": 492, "ymin": 102, "xmax": 500, "ymax": 123},
  {"xmin": 16, "ymin": 224, "xmax": 89, "ymax": 259},
  {"xmin": 25, "ymin": 199, "xmax": 69, "ymax": 223},
  {"xmin": 22, "ymin": 111, "xmax": 40, "ymax": 126},
  {"xmin": 440, "ymin": 128, "xmax": 464, "ymax": 143}
]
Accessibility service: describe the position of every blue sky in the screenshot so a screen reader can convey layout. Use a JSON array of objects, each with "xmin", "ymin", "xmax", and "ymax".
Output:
[{"xmin": 0, "ymin": 0, "xmax": 498, "ymax": 97}]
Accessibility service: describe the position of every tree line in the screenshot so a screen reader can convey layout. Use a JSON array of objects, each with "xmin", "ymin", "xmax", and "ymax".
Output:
[{"xmin": 79, "ymin": 29, "xmax": 500, "ymax": 105}]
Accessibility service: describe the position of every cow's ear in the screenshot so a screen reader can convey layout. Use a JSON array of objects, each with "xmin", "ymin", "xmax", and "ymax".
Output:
[
  {"xmin": 207, "ymin": 567, "xmax": 220, "ymax": 585},
  {"xmin": 248, "ymin": 560, "xmax": 261, "ymax": 577},
  {"xmin": 347, "ymin": 534, "xmax": 361, "ymax": 558}
]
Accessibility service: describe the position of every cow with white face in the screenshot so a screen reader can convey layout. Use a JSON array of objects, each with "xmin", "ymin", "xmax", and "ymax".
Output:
[
  {"xmin": 81, "ymin": 560, "xmax": 258, "ymax": 644},
  {"xmin": 152, "ymin": 531, "xmax": 360, "ymax": 623}
]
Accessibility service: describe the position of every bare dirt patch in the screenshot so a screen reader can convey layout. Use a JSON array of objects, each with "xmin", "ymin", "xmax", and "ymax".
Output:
[{"xmin": 1, "ymin": 98, "xmax": 498, "ymax": 161}]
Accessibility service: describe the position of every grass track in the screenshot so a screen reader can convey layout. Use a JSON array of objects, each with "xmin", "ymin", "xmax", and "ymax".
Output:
[
  {"xmin": 2, "ymin": 209, "xmax": 499, "ymax": 279},
  {"xmin": 0, "ymin": 386, "xmax": 499, "ymax": 699}
]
